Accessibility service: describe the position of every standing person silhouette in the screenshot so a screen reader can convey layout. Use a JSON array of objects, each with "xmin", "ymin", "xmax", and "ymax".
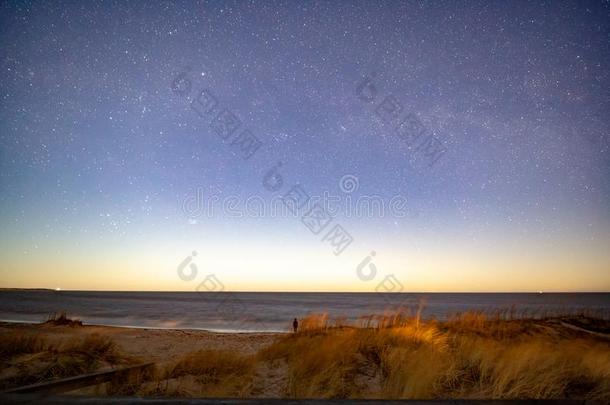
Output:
[{"xmin": 292, "ymin": 318, "xmax": 298, "ymax": 333}]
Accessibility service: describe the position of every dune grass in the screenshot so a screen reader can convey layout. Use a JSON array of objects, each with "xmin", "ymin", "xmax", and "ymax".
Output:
[
  {"xmin": 0, "ymin": 332, "xmax": 48, "ymax": 360},
  {"xmin": 0, "ymin": 331, "xmax": 132, "ymax": 391},
  {"xmin": 125, "ymin": 309, "xmax": 610, "ymax": 400},
  {"xmin": 45, "ymin": 311, "xmax": 83, "ymax": 327},
  {"xmin": 167, "ymin": 350, "xmax": 255, "ymax": 397},
  {"xmin": 256, "ymin": 311, "xmax": 610, "ymax": 400},
  {"xmin": 2, "ymin": 309, "xmax": 609, "ymax": 399},
  {"xmin": 119, "ymin": 350, "xmax": 256, "ymax": 397}
]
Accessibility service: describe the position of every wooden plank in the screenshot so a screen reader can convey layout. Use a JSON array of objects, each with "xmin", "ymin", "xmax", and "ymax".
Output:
[
  {"xmin": 0, "ymin": 394, "xmax": 593, "ymax": 404},
  {"xmin": 3, "ymin": 362, "xmax": 155, "ymax": 395}
]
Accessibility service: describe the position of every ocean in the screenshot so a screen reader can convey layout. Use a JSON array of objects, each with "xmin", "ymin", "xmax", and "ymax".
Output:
[{"xmin": 0, "ymin": 290, "xmax": 608, "ymax": 332}]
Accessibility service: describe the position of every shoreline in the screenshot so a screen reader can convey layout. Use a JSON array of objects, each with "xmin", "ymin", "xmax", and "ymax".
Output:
[
  {"xmin": 0, "ymin": 320, "xmax": 282, "ymax": 366},
  {"xmin": 0, "ymin": 319, "xmax": 286, "ymax": 334}
]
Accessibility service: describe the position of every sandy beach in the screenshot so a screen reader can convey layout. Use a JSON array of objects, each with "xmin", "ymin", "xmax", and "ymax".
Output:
[
  {"xmin": 0, "ymin": 321, "xmax": 279, "ymax": 361},
  {"xmin": 0, "ymin": 320, "xmax": 284, "ymax": 397},
  {"xmin": 2, "ymin": 313, "xmax": 610, "ymax": 400}
]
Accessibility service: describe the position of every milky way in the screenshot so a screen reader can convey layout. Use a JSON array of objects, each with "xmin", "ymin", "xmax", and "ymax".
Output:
[{"xmin": 0, "ymin": 1, "xmax": 608, "ymax": 291}]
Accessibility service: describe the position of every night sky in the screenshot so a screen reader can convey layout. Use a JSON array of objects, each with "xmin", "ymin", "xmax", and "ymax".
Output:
[{"xmin": 1, "ymin": 1, "xmax": 609, "ymax": 292}]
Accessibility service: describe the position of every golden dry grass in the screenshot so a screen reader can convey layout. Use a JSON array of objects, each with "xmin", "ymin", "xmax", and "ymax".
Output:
[
  {"xmin": 169, "ymin": 349, "xmax": 254, "ymax": 394},
  {"xmin": 258, "ymin": 312, "xmax": 610, "ymax": 400},
  {"xmin": 0, "ymin": 332, "xmax": 48, "ymax": 359},
  {"xmin": 0, "ymin": 331, "xmax": 132, "ymax": 391},
  {"xmin": 111, "ymin": 310, "xmax": 610, "ymax": 399},
  {"xmin": 131, "ymin": 350, "xmax": 256, "ymax": 397},
  {"xmin": 2, "ymin": 310, "xmax": 609, "ymax": 400}
]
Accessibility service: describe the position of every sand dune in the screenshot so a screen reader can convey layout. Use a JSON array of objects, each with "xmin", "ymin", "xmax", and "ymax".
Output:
[{"xmin": 1, "ymin": 312, "xmax": 609, "ymax": 400}]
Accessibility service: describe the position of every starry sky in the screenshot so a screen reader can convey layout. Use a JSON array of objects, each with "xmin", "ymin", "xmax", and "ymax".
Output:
[{"xmin": 0, "ymin": 1, "xmax": 609, "ymax": 292}]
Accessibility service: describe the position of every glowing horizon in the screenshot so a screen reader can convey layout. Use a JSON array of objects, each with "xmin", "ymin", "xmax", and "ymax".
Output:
[{"xmin": 1, "ymin": 2, "xmax": 609, "ymax": 293}]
